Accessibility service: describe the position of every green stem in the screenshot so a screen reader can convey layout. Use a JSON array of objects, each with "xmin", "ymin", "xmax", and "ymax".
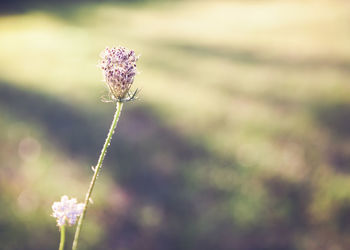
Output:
[
  {"xmin": 72, "ymin": 102, "xmax": 123, "ymax": 250},
  {"xmin": 59, "ymin": 226, "xmax": 65, "ymax": 250}
]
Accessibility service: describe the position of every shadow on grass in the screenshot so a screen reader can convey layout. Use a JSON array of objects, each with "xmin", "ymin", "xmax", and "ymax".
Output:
[
  {"xmin": 313, "ymin": 102, "xmax": 350, "ymax": 139},
  {"xmin": 0, "ymin": 0, "xmax": 155, "ymax": 15},
  {"xmin": 312, "ymin": 101, "xmax": 350, "ymax": 174},
  {"xmin": 0, "ymin": 81, "xmax": 214, "ymax": 188}
]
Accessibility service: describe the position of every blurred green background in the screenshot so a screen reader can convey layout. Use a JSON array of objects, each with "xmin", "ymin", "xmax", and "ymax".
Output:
[{"xmin": 0, "ymin": 0, "xmax": 350, "ymax": 249}]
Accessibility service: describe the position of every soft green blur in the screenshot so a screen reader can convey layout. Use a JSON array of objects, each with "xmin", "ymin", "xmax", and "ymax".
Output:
[{"xmin": 0, "ymin": 0, "xmax": 350, "ymax": 249}]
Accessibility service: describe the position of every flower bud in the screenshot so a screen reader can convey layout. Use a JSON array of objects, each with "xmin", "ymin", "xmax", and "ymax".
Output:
[{"xmin": 99, "ymin": 46, "xmax": 139, "ymax": 100}]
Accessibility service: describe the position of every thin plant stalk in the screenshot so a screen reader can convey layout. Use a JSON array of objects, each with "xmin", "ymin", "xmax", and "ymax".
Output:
[
  {"xmin": 72, "ymin": 101, "xmax": 123, "ymax": 250},
  {"xmin": 59, "ymin": 226, "xmax": 65, "ymax": 250}
]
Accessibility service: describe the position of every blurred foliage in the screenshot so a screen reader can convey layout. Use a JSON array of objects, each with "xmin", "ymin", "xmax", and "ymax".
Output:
[
  {"xmin": 0, "ymin": 0, "xmax": 160, "ymax": 14},
  {"xmin": 0, "ymin": 0, "xmax": 350, "ymax": 249}
]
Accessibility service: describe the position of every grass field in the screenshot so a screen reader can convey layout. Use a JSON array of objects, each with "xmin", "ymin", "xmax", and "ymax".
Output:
[{"xmin": 0, "ymin": 0, "xmax": 350, "ymax": 249}]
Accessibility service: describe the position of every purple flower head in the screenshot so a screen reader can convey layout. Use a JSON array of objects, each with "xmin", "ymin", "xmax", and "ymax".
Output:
[
  {"xmin": 99, "ymin": 46, "xmax": 139, "ymax": 100},
  {"xmin": 52, "ymin": 196, "xmax": 84, "ymax": 227}
]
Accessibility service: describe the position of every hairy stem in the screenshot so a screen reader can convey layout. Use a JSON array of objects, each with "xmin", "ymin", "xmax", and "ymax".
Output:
[
  {"xmin": 59, "ymin": 226, "xmax": 65, "ymax": 250},
  {"xmin": 72, "ymin": 102, "xmax": 123, "ymax": 250}
]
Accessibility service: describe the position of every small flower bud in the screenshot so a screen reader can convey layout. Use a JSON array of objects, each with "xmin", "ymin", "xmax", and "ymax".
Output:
[
  {"xmin": 99, "ymin": 46, "xmax": 139, "ymax": 100},
  {"xmin": 52, "ymin": 195, "xmax": 84, "ymax": 227}
]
